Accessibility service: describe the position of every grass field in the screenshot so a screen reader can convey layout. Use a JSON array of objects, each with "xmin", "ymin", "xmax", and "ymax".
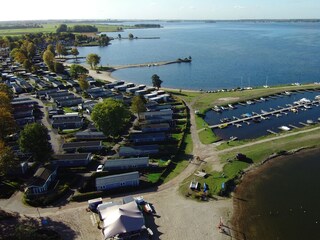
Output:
[{"xmin": 0, "ymin": 23, "xmax": 139, "ymax": 36}]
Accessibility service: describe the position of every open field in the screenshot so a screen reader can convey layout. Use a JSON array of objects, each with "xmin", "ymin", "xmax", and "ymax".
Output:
[{"xmin": 0, "ymin": 23, "xmax": 139, "ymax": 36}]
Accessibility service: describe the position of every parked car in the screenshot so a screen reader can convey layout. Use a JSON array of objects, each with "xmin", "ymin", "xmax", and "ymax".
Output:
[{"xmin": 96, "ymin": 164, "xmax": 104, "ymax": 172}]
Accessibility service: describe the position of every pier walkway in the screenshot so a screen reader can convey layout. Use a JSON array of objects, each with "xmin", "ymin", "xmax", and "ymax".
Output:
[{"xmin": 209, "ymin": 100, "xmax": 320, "ymax": 129}]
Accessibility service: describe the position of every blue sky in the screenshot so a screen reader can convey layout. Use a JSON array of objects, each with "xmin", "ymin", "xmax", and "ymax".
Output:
[{"xmin": 1, "ymin": 0, "xmax": 319, "ymax": 21}]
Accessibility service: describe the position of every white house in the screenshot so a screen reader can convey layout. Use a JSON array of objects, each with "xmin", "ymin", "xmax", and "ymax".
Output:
[
  {"xmin": 96, "ymin": 172, "xmax": 139, "ymax": 191},
  {"xmin": 104, "ymin": 157, "xmax": 149, "ymax": 170}
]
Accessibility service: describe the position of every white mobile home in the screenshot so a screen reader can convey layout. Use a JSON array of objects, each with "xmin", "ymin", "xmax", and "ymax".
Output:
[
  {"xmin": 104, "ymin": 157, "xmax": 149, "ymax": 170},
  {"xmin": 96, "ymin": 171, "xmax": 139, "ymax": 191}
]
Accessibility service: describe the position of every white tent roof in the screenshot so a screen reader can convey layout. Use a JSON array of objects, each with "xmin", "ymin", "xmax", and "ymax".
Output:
[{"xmin": 101, "ymin": 201, "xmax": 145, "ymax": 239}]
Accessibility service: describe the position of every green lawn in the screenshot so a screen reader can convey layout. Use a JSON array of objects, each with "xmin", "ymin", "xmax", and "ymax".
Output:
[
  {"xmin": 179, "ymin": 127, "xmax": 320, "ymax": 197},
  {"xmin": 0, "ymin": 23, "xmax": 150, "ymax": 36},
  {"xmin": 160, "ymin": 132, "xmax": 193, "ymax": 183}
]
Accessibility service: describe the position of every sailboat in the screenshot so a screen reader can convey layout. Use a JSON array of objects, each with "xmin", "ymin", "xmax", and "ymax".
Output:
[{"xmin": 263, "ymin": 76, "xmax": 269, "ymax": 88}]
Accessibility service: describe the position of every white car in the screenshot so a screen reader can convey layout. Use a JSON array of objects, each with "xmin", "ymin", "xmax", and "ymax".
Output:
[{"xmin": 96, "ymin": 165, "xmax": 104, "ymax": 172}]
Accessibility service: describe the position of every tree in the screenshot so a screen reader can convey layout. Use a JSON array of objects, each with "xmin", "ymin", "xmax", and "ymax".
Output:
[
  {"xmin": 98, "ymin": 34, "xmax": 110, "ymax": 46},
  {"xmin": 56, "ymin": 42, "xmax": 65, "ymax": 57},
  {"xmin": 10, "ymin": 48, "xmax": 27, "ymax": 64},
  {"xmin": 56, "ymin": 24, "xmax": 68, "ymax": 33},
  {"xmin": 69, "ymin": 64, "xmax": 88, "ymax": 78},
  {"xmin": 46, "ymin": 44, "xmax": 55, "ymax": 55},
  {"xmin": 23, "ymin": 59, "xmax": 32, "ymax": 72},
  {"xmin": 78, "ymin": 74, "xmax": 89, "ymax": 91},
  {"xmin": 0, "ymin": 83, "xmax": 13, "ymax": 100},
  {"xmin": 70, "ymin": 47, "xmax": 79, "ymax": 61},
  {"xmin": 43, "ymin": 49, "xmax": 55, "ymax": 71},
  {"xmin": 91, "ymin": 99, "xmax": 131, "ymax": 138},
  {"xmin": 18, "ymin": 123, "xmax": 53, "ymax": 162},
  {"xmin": 0, "ymin": 108, "xmax": 16, "ymax": 140},
  {"xmin": 128, "ymin": 33, "xmax": 134, "ymax": 39},
  {"xmin": 0, "ymin": 141, "xmax": 17, "ymax": 176},
  {"xmin": 152, "ymin": 74, "xmax": 163, "ymax": 89},
  {"xmin": 86, "ymin": 53, "xmax": 100, "ymax": 70},
  {"xmin": 131, "ymin": 96, "xmax": 146, "ymax": 119},
  {"xmin": 0, "ymin": 91, "xmax": 12, "ymax": 109},
  {"xmin": 54, "ymin": 61, "xmax": 65, "ymax": 74}
]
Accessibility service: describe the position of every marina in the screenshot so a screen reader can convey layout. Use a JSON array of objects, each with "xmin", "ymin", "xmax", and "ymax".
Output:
[{"xmin": 205, "ymin": 90, "xmax": 320, "ymax": 140}]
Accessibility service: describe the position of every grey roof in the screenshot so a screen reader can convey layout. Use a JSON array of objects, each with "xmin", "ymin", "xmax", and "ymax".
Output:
[
  {"xmin": 96, "ymin": 171, "xmax": 139, "ymax": 186},
  {"xmin": 62, "ymin": 141, "xmax": 102, "ymax": 148},
  {"xmin": 52, "ymin": 153, "xmax": 91, "ymax": 161}
]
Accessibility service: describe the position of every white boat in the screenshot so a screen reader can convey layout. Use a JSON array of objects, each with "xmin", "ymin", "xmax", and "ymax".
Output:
[
  {"xmin": 304, "ymin": 105, "xmax": 311, "ymax": 109},
  {"xmin": 284, "ymin": 91, "xmax": 292, "ymax": 95},
  {"xmin": 307, "ymin": 120, "xmax": 314, "ymax": 124},
  {"xmin": 246, "ymin": 100, "xmax": 254, "ymax": 105},
  {"xmin": 279, "ymin": 126, "xmax": 291, "ymax": 131},
  {"xmin": 315, "ymin": 95, "xmax": 320, "ymax": 100}
]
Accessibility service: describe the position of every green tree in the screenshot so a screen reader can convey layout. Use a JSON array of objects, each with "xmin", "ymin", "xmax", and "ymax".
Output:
[
  {"xmin": 152, "ymin": 74, "xmax": 163, "ymax": 89},
  {"xmin": 10, "ymin": 48, "xmax": 27, "ymax": 64},
  {"xmin": 0, "ymin": 108, "xmax": 16, "ymax": 140},
  {"xmin": 43, "ymin": 49, "xmax": 55, "ymax": 71},
  {"xmin": 18, "ymin": 123, "xmax": 53, "ymax": 162},
  {"xmin": 0, "ymin": 141, "xmax": 17, "ymax": 176},
  {"xmin": 56, "ymin": 24, "xmax": 68, "ymax": 33},
  {"xmin": 131, "ymin": 96, "xmax": 146, "ymax": 119},
  {"xmin": 56, "ymin": 42, "xmax": 65, "ymax": 57},
  {"xmin": 78, "ymin": 74, "xmax": 89, "ymax": 91},
  {"xmin": 23, "ymin": 59, "xmax": 32, "ymax": 72},
  {"xmin": 54, "ymin": 61, "xmax": 65, "ymax": 74},
  {"xmin": 91, "ymin": 99, "xmax": 131, "ymax": 138},
  {"xmin": 0, "ymin": 83, "xmax": 13, "ymax": 100},
  {"xmin": 98, "ymin": 34, "xmax": 110, "ymax": 46},
  {"xmin": 69, "ymin": 64, "xmax": 88, "ymax": 78},
  {"xmin": 86, "ymin": 53, "xmax": 100, "ymax": 70},
  {"xmin": 128, "ymin": 33, "xmax": 134, "ymax": 39},
  {"xmin": 46, "ymin": 44, "xmax": 55, "ymax": 55},
  {"xmin": 70, "ymin": 47, "xmax": 79, "ymax": 61}
]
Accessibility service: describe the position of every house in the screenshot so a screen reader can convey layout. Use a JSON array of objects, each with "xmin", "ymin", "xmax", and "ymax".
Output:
[
  {"xmin": 25, "ymin": 165, "xmax": 57, "ymax": 195},
  {"xmin": 105, "ymin": 80, "xmax": 125, "ymax": 89},
  {"xmin": 36, "ymin": 88, "xmax": 59, "ymax": 99},
  {"xmin": 99, "ymin": 201, "xmax": 145, "ymax": 239},
  {"xmin": 130, "ymin": 132, "xmax": 166, "ymax": 143},
  {"xmin": 96, "ymin": 171, "xmax": 139, "ymax": 191},
  {"xmin": 126, "ymin": 85, "xmax": 145, "ymax": 94},
  {"xmin": 75, "ymin": 131, "xmax": 107, "ymax": 140},
  {"xmin": 46, "ymin": 90, "xmax": 69, "ymax": 100},
  {"xmin": 119, "ymin": 145, "xmax": 159, "ymax": 157},
  {"xmin": 87, "ymin": 88, "xmax": 113, "ymax": 99},
  {"xmin": 51, "ymin": 113, "xmax": 83, "ymax": 130},
  {"xmin": 140, "ymin": 109, "xmax": 173, "ymax": 120},
  {"xmin": 141, "ymin": 123, "xmax": 171, "ymax": 133},
  {"xmin": 51, "ymin": 153, "xmax": 92, "ymax": 167},
  {"xmin": 57, "ymin": 97, "xmax": 83, "ymax": 107},
  {"xmin": 62, "ymin": 141, "xmax": 103, "ymax": 153},
  {"xmin": 113, "ymin": 83, "xmax": 135, "ymax": 91},
  {"xmin": 149, "ymin": 94, "xmax": 171, "ymax": 103},
  {"xmin": 15, "ymin": 116, "xmax": 35, "ymax": 126},
  {"xmin": 104, "ymin": 157, "xmax": 149, "ymax": 170}
]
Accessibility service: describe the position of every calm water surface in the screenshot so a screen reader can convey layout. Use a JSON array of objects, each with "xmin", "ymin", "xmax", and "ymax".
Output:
[
  {"xmin": 77, "ymin": 21, "xmax": 320, "ymax": 90},
  {"xmin": 205, "ymin": 90, "xmax": 320, "ymax": 140},
  {"xmin": 235, "ymin": 149, "xmax": 320, "ymax": 240}
]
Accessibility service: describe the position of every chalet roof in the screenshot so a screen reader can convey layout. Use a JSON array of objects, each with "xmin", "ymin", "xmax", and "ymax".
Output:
[
  {"xmin": 52, "ymin": 153, "xmax": 91, "ymax": 161},
  {"xmin": 62, "ymin": 141, "xmax": 102, "ymax": 148}
]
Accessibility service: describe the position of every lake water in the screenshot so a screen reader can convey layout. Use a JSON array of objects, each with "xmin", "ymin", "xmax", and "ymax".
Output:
[
  {"xmin": 204, "ymin": 90, "xmax": 320, "ymax": 140},
  {"xmin": 77, "ymin": 21, "xmax": 320, "ymax": 90},
  {"xmin": 234, "ymin": 148, "xmax": 320, "ymax": 240}
]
